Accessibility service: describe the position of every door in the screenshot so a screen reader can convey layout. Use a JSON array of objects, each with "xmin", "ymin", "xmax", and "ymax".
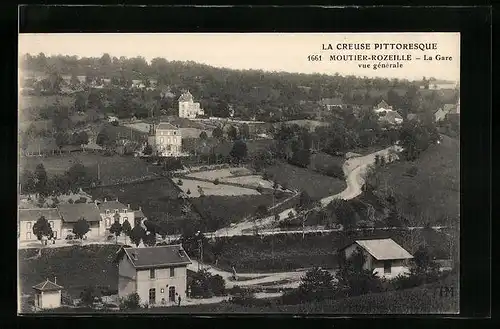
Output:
[
  {"xmin": 168, "ymin": 286, "xmax": 176, "ymax": 302},
  {"xmin": 149, "ymin": 288, "xmax": 156, "ymax": 305}
]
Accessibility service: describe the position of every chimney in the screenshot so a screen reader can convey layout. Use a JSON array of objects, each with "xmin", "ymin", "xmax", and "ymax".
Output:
[
  {"xmin": 116, "ymin": 197, "xmax": 119, "ymax": 202},
  {"xmin": 127, "ymin": 204, "xmax": 130, "ymax": 209},
  {"xmin": 139, "ymin": 206, "xmax": 142, "ymax": 211},
  {"xmin": 104, "ymin": 198, "xmax": 107, "ymax": 202},
  {"xmin": 54, "ymin": 276, "xmax": 57, "ymax": 284}
]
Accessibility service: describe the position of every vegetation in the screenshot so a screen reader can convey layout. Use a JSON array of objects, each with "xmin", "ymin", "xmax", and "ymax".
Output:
[
  {"xmin": 72, "ymin": 218, "xmax": 90, "ymax": 240},
  {"xmin": 120, "ymin": 292, "xmax": 141, "ymax": 310},
  {"xmin": 109, "ymin": 221, "xmax": 123, "ymax": 244},
  {"xmin": 32, "ymin": 216, "xmax": 54, "ymax": 245},
  {"xmin": 188, "ymin": 269, "xmax": 226, "ymax": 298}
]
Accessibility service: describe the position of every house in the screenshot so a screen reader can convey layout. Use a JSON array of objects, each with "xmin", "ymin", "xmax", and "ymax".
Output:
[
  {"xmin": 96, "ymin": 198, "xmax": 136, "ymax": 232},
  {"xmin": 57, "ymin": 203, "xmax": 103, "ymax": 239},
  {"xmin": 340, "ymin": 238, "xmax": 413, "ymax": 279},
  {"xmin": 373, "ymin": 100, "xmax": 393, "ymax": 113},
  {"xmin": 379, "ymin": 110, "xmax": 404, "ymax": 125},
  {"xmin": 147, "ymin": 122, "xmax": 182, "ymax": 157},
  {"xmin": 434, "ymin": 103, "xmax": 457, "ymax": 122},
  {"xmin": 108, "ymin": 116, "xmax": 119, "ymax": 123},
  {"xmin": 178, "ymin": 91, "xmax": 205, "ymax": 119},
  {"xmin": 32, "ymin": 278, "xmax": 63, "ymax": 310},
  {"xmin": 319, "ymin": 97, "xmax": 345, "ymax": 111},
  {"xmin": 134, "ymin": 207, "xmax": 146, "ymax": 226},
  {"xmin": 115, "ymin": 245, "xmax": 192, "ymax": 306},
  {"xmin": 18, "ymin": 208, "xmax": 62, "ymax": 242}
]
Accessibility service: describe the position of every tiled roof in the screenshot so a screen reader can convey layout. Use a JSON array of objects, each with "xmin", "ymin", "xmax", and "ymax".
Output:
[
  {"xmin": 98, "ymin": 201, "xmax": 127, "ymax": 212},
  {"xmin": 134, "ymin": 209, "xmax": 145, "ymax": 218},
  {"xmin": 118, "ymin": 245, "xmax": 192, "ymax": 269},
  {"xmin": 178, "ymin": 91, "xmax": 194, "ymax": 102},
  {"xmin": 57, "ymin": 203, "xmax": 101, "ymax": 223},
  {"xmin": 353, "ymin": 238, "xmax": 413, "ymax": 261},
  {"xmin": 33, "ymin": 279, "xmax": 63, "ymax": 291},
  {"xmin": 19, "ymin": 208, "xmax": 61, "ymax": 222},
  {"xmin": 156, "ymin": 122, "xmax": 178, "ymax": 130}
]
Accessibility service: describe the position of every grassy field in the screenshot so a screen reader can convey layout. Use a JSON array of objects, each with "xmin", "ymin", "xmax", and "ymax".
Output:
[
  {"xmin": 375, "ymin": 135, "xmax": 460, "ymax": 222},
  {"xmin": 21, "ymin": 153, "xmax": 161, "ymax": 186},
  {"xmin": 41, "ymin": 273, "xmax": 458, "ymax": 314},
  {"xmin": 177, "ymin": 179, "xmax": 261, "ymax": 197},
  {"xmin": 19, "ymin": 95, "xmax": 75, "ymax": 111},
  {"xmin": 190, "ymin": 193, "xmax": 287, "ymax": 231},
  {"xmin": 208, "ymin": 228, "xmax": 453, "ymax": 273},
  {"xmin": 265, "ymin": 162, "xmax": 346, "ymax": 200},
  {"xmin": 18, "ymin": 245, "xmax": 121, "ymax": 302},
  {"xmin": 89, "ymin": 177, "xmax": 191, "ymax": 226}
]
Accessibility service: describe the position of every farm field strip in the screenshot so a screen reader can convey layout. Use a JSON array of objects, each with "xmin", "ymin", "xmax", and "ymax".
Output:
[
  {"xmin": 186, "ymin": 167, "xmax": 253, "ymax": 180},
  {"xmin": 177, "ymin": 178, "xmax": 261, "ymax": 197}
]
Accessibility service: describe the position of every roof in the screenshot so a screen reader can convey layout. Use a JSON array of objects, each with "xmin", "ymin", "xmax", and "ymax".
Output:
[
  {"xmin": 19, "ymin": 208, "xmax": 61, "ymax": 222},
  {"xmin": 375, "ymin": 100, "xmax": 392, "ymax": 109},
  {"xmin": 156, "ymin": 122, "xmax": 179, "ymax": 130},
  {"xmin": 33, "ymin": 279, "xmax": 63, "ymax": 291},
  {"xmin": 134, "ymin": 209, "xmax": 145, "ymax": 218},
  {"xmin": 320, "ymin": 98, "xmax": 344, "ymax": 106},
  {"xmin": 57, "ymin": 203, "xmax": 101, "ymax": 223},
  {"xmin": 98, "ymin": 200, "xmax": 127, "ymax": 212},
  {"xmin": 178, "ymin": 91, "xmax": 194, "ymax": 102},
  {"xmin": 117, "ymin": 245, "xmax": 192, "ymax": 269},
  {"xmin": 348, "ymin": 238, "xmax": 413, "ymax": 261}
]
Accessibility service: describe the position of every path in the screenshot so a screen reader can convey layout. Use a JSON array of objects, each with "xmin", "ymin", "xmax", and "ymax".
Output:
[{"xmin": 212, "ymin": 145, "xmax": 403, "ymax": 238}]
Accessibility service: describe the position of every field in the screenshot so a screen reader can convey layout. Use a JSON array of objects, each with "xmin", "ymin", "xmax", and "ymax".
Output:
[
  {"xmin": 18, "ymin": 244, "xmax": 121, "ymax": 309},
  {"xmin": 187, "ymin": 167, "xmax": 253, "ymax": 181},
  {"xmin": 177, "ymin": 179, "xmax": 261, "ymax": 197},
  {"xmin": 208, "ymin": 228, "xmax": 454, "ymax": 273},
  {"xmin": 190, "ymin": 194, "xmax": 281, "ymax": 231},
  {"xmin": 375, "ymin": 135, "xmax": 460, "ymax": 222},
  {"xmin": 309, "ymin": 152, "xmax": 345, "ymax": 174},
  {"xmin": 265, "ymin": 162, "xmax": 346, "ymax": 200},
  {"xmin": 21, "ymin": 153, "xmax": 161, "ymax": 186},
  {"xmin": 220, "ymin": 175, "xmax": 275, "ymax": 189},
  {"xmin": 282, "ymin": 120, "xmax": 329, "ymax": 131},
  {"xmin": 89, "ymin": 177, "xmax": 191, "ymax": 226}
]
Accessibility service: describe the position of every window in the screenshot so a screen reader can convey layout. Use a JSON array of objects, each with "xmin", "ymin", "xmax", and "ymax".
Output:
[
  {"xmin": 168, "ymin": 286, "xmax": 176, "ymax": 302},
  {"xmin": 160, "ymin": 288, "xmax": 164, "ymax": 293},
  {"xmin": 53, "ymin": 231, "xmax": 57, "ymax": 239},
  {"xmin": 149, "ymin": 288, "xmax": 156, "ymax": 305},
  {"xmin": 49, "ymin": 221, "xmax": 54, "ymax": 228},
  {"xmin": 150, "ymin": 269, "xmax": 155, "ymax": 279},
  {"xmin": 160, "ymin": 137, "xmax": 164, "ymax": 143},
  {"xmin": 26, "ymin": 232, "xmax": 31, "ymax": 240},
  {"xmin": 27, "ymin": 222, "xmax": 32, "ymax": 231},
  {"xmin": 114, "ymin": 209, "xmax": 118, "ymax": 214},
  {"xmin": 122, "ymin": 209, "xmax": 127, "ymax": 213},
  {"xmin": 173, "ymin": 131, "xmax": 177, "ymax": 135},
  {"xmin": 384, "ymin": 261, "xmax": 391, "ymax": 274},
  {"xmin": 105, "ymin": 210, "xmax": 109, "ymax": 215},
  {"xmin": 123, "ymin": 217, "xmax": 128, "ymax": 222},
  {"xmin": 170, "ymin": 268, "xmax": 175, "ymax": 277}
]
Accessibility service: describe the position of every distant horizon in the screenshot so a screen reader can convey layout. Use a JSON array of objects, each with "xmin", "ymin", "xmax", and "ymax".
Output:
[{"xmin": 18, "ymin": 33, "xmax": 460, "ymax": 83}]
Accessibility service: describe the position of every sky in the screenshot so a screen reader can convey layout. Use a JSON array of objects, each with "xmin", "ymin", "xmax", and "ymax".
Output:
[{"xmin": 19, "ymin": 33, "xmax": 460, "ymax": 82}]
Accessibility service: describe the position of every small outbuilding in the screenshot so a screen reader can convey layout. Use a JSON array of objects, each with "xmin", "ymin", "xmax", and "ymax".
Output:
[
  {"xmin": 32, "ymin": 278, "xmax": 64, "ymax": 309},
  {"xmin": 339, "ymin": 238, "xmax": 413, "ymax": 279}
]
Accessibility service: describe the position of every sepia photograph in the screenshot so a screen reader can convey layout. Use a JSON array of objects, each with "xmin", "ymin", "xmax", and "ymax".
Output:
[{"xmin": 18, "ymin": 32, "xmax": 460, "ymax": 315}]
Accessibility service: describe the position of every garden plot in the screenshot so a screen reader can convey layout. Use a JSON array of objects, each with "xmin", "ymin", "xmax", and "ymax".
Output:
[
  {"xmin": 124, "ymin": 122, "xmax": 151, "ymax": 133},
  {"xmin": 187, "ymin": 167, "xmax": 253, "ymax": 181},
  {"xmin": 177, "ymin": 179, "xmax": 260, "ymax": 198},
  {"xmin": 220, "ymin": 175, "xmax": 275, "ymax": 189}
]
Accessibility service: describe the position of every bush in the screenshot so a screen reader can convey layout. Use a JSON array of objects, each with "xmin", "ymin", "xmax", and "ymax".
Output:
[
  {"xmin": 177, "ymin": 179, "xmax": 183, "ymax": 186},
  {"xmin": 68, "ymin": 198, "xmax": 74, "ymax": 204},
  {"xmin": 256, "ymin": 186, "xmax": 263, "ymax": 193},
  {"xmin": 119, "ymin": 292, "xmax": 141, "ymax": 310},
  {"xmin": 213, "ymin": 178, "xmax": 220, "ymax": 185}
]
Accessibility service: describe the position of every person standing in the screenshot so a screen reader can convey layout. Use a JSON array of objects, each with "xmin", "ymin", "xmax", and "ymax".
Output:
[{"xmin": 177, "ymin": 295, "xmax": 181, "ymax": 306}]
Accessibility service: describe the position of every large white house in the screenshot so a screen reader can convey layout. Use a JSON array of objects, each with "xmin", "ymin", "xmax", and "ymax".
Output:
[
  {"xmin": 115, "ymin": 245, "xmax": 192, "ymax": 306},
  {"xmin": 178, "ymin": 91, "xmax": 204, "ymax": 119},
  {"xmin": 147, "ymin": 122, "xmax": 182, "ymax": 157},
  {"xmin": 97, "ymin": 198, "xmax": 136, "ymax": 231},
  {"xmin": 340, "ymin": 238, "xmax": 414, "ymax": 279}
]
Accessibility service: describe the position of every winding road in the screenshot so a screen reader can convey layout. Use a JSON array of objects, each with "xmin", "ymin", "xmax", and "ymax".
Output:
[{"xmin": 212, "ymin": 145, "xmax": 403, "ymax": 238}]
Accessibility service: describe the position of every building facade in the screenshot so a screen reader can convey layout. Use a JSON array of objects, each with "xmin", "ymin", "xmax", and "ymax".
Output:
[
  {"xmin": 147, "ymin": 122, "xmax": 182, "ymax": 157},
  {"xmin": 19, "ymin": 209, "xmax": 63, "ymax": 242},
  {"xmin": 341, "ymin": 238, "xmax": 413, "ymax": 279},
  {"xmin": 178, "ymin": 91, "xmax": 204, "ymax": 119},
  {"xmin": 97, "ymin": 199, "xmax": 136, "ymax": 232},
  {"xmin": 32, "ymin": 279, "xmax": 63, "ymax": 310},
  {"xmin": 116, "ymin": 245, "xmax": 192, "ymax": 306}
]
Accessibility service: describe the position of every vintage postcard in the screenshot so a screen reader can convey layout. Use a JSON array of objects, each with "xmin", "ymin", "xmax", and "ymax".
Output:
[{"xmin": 18, "ymin": 32, "xmax": 460, "ymax": 314}]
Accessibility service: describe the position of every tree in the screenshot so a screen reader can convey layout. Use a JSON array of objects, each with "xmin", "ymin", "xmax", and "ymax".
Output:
[
  {"xmin": 122, "ymin": 219, "xmax": 132, "ymax": 244},
  {"xmin": 240, "ymin": 124, "xmax": 250, "ymax": 140},
  {"xmin": 74, "ymin": 93, "xmax": 87, "ymax": 112},
  {"xmin": 72, "ymin": 218, "xmax": 90, "ymax": 240},
  {"xmin": 66, "ymin": 163, "xmax": 89, "ymax": 187},
  {"xmin": 143, "ymin": 231, "xmax": 157, "ymax": 247},
  {"xmin": 289, "ymin": 148, "xmax": 311, "ymax": 168},
  {"xmin": 255, "ymin": 204, "xmax": 269, "ymax": 218},
  {"xmin": 143, "ymin": 144, "xmax": 153, "ymax": 155},
  {"xmin": 80, "ymin": 286, "xmax": 100, "ymax": 307},
  {"xmin": 34, "ymin": 163, "xmax": 48, "ymax": 195},
  {"xmin": 129, "ymin": 225, "xmax": 146, "ymax": 247},
  {"xmin": 120, "ymin": 292, "xmax": 141, "ymax": 310},
  {"xmin": 227, "ymin": 125, "xmax": 238, "ymax": 141},
  {"xmin": 297, "ymin": 267, "xmax": 335, "ymax": 301},
  {"xmin": 230, "ymin": 139, "xmax": 248, "ymax": 163},
  {"xmin": 109, "ymin": 221, "xmax": 123, "ymax": 244},
  {"xmin": 199, "ymin": 131, "xmax": 208, "ymax": 140},
  {"xmin": 77, "ymin": 131, "xmax": 89, "ymax": 146},
  {"xmin": 33, "ymin": 216, "xmax": 53, "ymax": 245},
  {"xmin": 212, "ymin": 127, "xmax": 223, "ymax": 140},
  {"xmin": 20, "ymin": 170, "xmax": 37, "ymax": 194},
  {"xmin": 337, "ymin": 249, "xmax": 383, "ymax": 297},
  {"xmin": 70, "ymin": 74, "xmax": 80, "ymax": 87}
]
